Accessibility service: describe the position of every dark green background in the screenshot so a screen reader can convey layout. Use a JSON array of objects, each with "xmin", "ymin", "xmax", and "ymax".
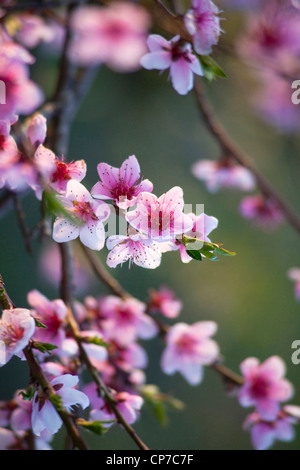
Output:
[{"xmin": 1, "ymin": 6, "xmax": 300, "ymax": 450}]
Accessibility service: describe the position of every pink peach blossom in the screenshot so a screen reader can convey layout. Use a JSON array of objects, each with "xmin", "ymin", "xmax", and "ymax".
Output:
[
  {"xmin": 126, "ymin": 186, "xmax": 193, "ymax": 242},
  {"xmin": 0, "ymin": 38, "xmax": 43, "ymax": 123},
  {"xmin": 27, "ymin": 290, "xmax": 67, "ymax": 347},
  {"xmin": 86, "ymin": 385, "xmax": 143, "ymax": 427},
  {"xmin": 12, "ymin": 13, "xmax": 55, "ymax": 49},
  {"xmin": 98, "ymin": 296, "xmax": 158, "ymax": 347},
  {"xmin": 239, "ymin": 356, "xmax": 294, "ymax": 421},
  {"xmin": 161, "ymin": 321, "xmax": 219, "ymax": 385},
  {"xmin": 91, "ymin": 155, "xmax": 153, "ymax": 209},
  {"xmin": 192, "ymin": 159, "xmax": 256, "ymax": 193},
  {"xmin": 184, "ymin": 0, "xmax": 222, "ymax": 55},
  {"xmin": 171, "ymin": 212, "xmax": 218, "ymax": 263},
  {"xmin": 148, "ymin": 286, "xmax": 182, "ymax": 319},
  {"xmin": 106, "ymin": 233, "xmax": 163, "ymax": 269},
  {"xmin": 244, "ymin": 405, "xmax": 300, "ymax": 450},
  {"xmin": 32, "ymin": 141, "xmax": 87, "ymax": 199},
  {"xmin": 69, "ymin": 2, "xmax": 150, "ymax": 72},
  {"xmin": 32, "ymin": 374, "xmax": 89, "ymax": 437},
  {"xmin": 52, "ymin": 180, "xmax": 110, "ymax": 251},
  {"xmin": 0, "ymin": 308, "xmax": 35, "ymax": 366},
  {"xmin": 140, "ymin": 34, "xmax": 203, "ymax": 95},
  {"xmin": 239, "ymin": 195, "xmax": 283, "ymax": 230}
]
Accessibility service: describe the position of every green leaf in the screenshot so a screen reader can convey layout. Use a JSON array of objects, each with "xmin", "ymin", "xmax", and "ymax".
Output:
[
  {"xmin": 82, "ymin": 336, "xmax": 110, "ymax": 348},
  {"xmin": 34, "ymin": 318, "xmax": 47, "ymax": 329},
  {"xmin": 186, "ymin": 249, "xmax": 202, "ymax": 261},
  {"xmin": 19, "ymin": 387, "xmax": 35, "ymax": 401},
  {"xmin": 200, "ymin": 250, "xmax": 219, "ymax": 261},
  {"xmin": 200, "ymin": 56, "xmax": 227, "ymax": 81},
  {"xmin": 42, "ymin": 189, "xmax": 79, "ymax": 224},
  {"xmin": 76, "ymin": 419, "xmax": 114, "ymax": 435},
  {"xmin": 214, "ymin": 246, "xmax": 236, "ymax": 256},
  {"xmin": 142, "ymin": 385, "xmax": 185, "ymax": 427},
  {"xmin": 50, "ymin": 394, "xmax": 63, "ymax": 410},
  {"xmin": 32, "ymin": 341, "xmax": 57, "ymax": 354}
]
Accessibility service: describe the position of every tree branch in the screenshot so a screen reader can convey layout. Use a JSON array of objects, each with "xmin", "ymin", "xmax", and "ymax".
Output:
[{"xmin": 193, "ymin": 79, "xmax": 300, "ymax": 236}]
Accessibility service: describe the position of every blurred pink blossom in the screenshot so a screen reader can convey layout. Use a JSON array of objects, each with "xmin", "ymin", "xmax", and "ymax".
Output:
[
  {"xmin": 238, "ymin": 356, "xmax": 294, "ymax": 421},
  {"xmin": 148, "ymin": 286, "xmax": 182, "ymax": 319},
  {"xmin": 12, "ymin": 13, "xmax": 55, "ymax": 49},
  {"xmin": 98, "ymin": 295, "xmax": 158, "ymax": 347},
  {"xmin": 192, "ymin": 159, "xmax": 256, "ymax": 192},
  {"xmin": 244, "ymin": 405, "xmax": 300, "ymax": 450},
  {"xmin": 69, "ymin": 2, "xmax": 150, "ymax": 72},
  {"xmin": 287, "ymin": 268, "xmax": 300, "ymax": 301},
  {"xmin": 86, "ymin": 383, "xmax": 143, "ymax": 427},
  {"xmin": 27, "ymin": 290, "xmax": 67, "ymax": 348},
  {"xmin": 239, "ymin": 194, "xmax": 283, "ymax": 230},
  {"xmin": 161, "ymin": 321, "xmax": 219, "ymax": 385}
]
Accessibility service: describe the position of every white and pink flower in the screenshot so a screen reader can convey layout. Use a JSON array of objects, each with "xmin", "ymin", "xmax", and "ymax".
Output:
[
  {"xmin": 91, "ymin": 155, "xmax": 153, "ymax": 209},
  {"xmin": 31, "ymin": 374, "xmax": 89, "ymax": 437},
  {"xmin": 161, "ymin": 321, "xmax": 219, "ymax": 385},
  {"xmin": 52, "ymin": 180, "xmax": 110, "ymax": 251},
  {"xmin": 106, "ymin": 233, "xmax": 163, "ymax": 269},
  {"xmin": 140, "ymin": 34, "xmax": 203, "ymax": 95},
  {"xmin": 33, "ymin": 146, "xmax": 87, "ymax": 199},
  {"xmin": 0, "ymin": 308, "xmax": 35, "ymax": 366},
  {"xmin": 126, "ymin": 186, "xmax": 193, "ymax": 242}
]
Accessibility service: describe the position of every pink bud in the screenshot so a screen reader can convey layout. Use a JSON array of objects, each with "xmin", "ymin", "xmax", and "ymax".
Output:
[{"xmin": 27, "ymin": 114, "xmax": 47, "ymax": 147}]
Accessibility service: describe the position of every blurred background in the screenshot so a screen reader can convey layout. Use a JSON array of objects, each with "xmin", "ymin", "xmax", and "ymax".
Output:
[{"xmin": 1, "ymin": 0, "xmax": 300, "ymax": 450}]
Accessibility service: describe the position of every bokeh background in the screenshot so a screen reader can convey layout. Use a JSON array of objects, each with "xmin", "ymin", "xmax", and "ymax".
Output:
[{"xmin": 1, "ymin": 2, "xmax": 300, "ymax": 450}]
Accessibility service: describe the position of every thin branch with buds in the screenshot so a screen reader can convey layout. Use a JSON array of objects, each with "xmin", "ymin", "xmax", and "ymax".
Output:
[{"xmin": 193, "ymin": 78, "xmax": 300, "ymax": 236}]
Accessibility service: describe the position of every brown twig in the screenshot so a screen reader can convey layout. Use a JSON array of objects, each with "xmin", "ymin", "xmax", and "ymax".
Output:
[
  {"xmin": 12, "ymin": 193, "xmax": 34, "ymax": 255},
  {"xmin": 79, "ymin": 242, "xmax": 130, "ymax": 300},
  {"xmin": 193, "ymin": 78, "xmax": 300, "ymax": 236}
]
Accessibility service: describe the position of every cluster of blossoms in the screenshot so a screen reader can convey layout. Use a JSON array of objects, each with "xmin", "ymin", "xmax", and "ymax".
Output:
[
  {"xmin": 0, "ymin": 281, "xmax": 227, "ymax": 449},
  {"xmin": 238, "ymin": 357, "xmax": 300, "ymax": 450},
  {"xmin": 140, "ymin": 0, "xmax": 222, "ymax": 95},
  {"xmin": 1, "ymin": 290, "xmax": 299, "ymax": 450}
]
